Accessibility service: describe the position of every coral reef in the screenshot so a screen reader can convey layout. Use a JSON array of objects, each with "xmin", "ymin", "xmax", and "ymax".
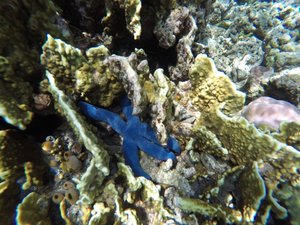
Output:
[
  {"xmin": 1, "ymin": 0, "xmax": 300, "ymax": 224},
  {"xmin": 0, "ymin": 130, "xmax": 45, "ymax": 181},
  {"xmin": 103, "ymin": 0, "xmax": 142, "ymax": 40},
  {"xmin": 154, "ymin": 6, "xmax": 190, "ymax": 49},
  {"xmin": 0, "ymin": 179, "xmax": 20, "ymax": 225},
  {"xmin": 267, "ymin": 68, "xmax": 300, "ymax": 107},
  {"xmin": 46, "ymin": 70, "xmax": 110, "ymax": 204},
  {"xmin": 0, "ymin": 0, "xmax": 70, "ymax": 129},
  {"xmin": 194, "ymin": 0, "xmax": 300, "ymax": 87}
]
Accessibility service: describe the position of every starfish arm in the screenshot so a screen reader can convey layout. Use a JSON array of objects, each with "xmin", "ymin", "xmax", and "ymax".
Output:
[
  {"xmin": 125, "ymin": 119, "xmax": 160, "ymax": 145},
  {"xmin": 78, "ymin": 101, "xmax": 126, "ymax": 134},
  {"xmin": 167, "ymin": 136, "xmax": 181, "ymax": 153},
  {"xmin": 120, "ymin": 96, "xmax": 134, "ymax": 119},
  {"xmin": 120, "ymin": 96, "xmax": 166, "ymax": 145},
  {"xmin": 136, "ymin": 137, "xmax": 176, "ymax": 161},
  {"xmin": 123, "ymin": 138, "xmax": 152, "ymax": 179}
]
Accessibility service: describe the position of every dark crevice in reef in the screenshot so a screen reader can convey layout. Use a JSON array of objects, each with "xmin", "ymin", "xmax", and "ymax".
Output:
[
  {"xmin": 112, "ymin": 34, "xmax": 178, "ymax": 74},
  {"xmin": 53, "ymin": 0, "xmax": 178, "ymax": 75},
  {"xmin": 24, "ymin": 114, "xmax": 62, "ymax": 142},
  {"xmin": 0, "ymin": 117, "xmax": 17, "ymax": 130},
  {"xmin": 53, "ymin": 0, "xmax": 105, "ymax": 34},
  {"xmin": 108, "ymin": 9, "xmax": 178, "ymax": 75}
]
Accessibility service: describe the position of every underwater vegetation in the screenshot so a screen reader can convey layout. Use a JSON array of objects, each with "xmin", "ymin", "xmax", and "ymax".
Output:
[{"xmin": 0, "ymin": 0, "xmax": 300, "ymax": 225}]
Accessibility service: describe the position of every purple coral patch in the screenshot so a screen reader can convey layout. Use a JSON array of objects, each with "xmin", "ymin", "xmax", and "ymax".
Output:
[{"xmin": 242, "ymin": 96, "xmax": 300, "ymax": 131}]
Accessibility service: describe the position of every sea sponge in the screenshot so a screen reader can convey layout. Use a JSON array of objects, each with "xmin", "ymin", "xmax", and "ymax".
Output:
[
  {"xmin": 63, "ymin": 181, "xmax": 75, "ymax": 190},
  {"xmin": 52, "ymin": 192, "xmax": 64, "ymax": 204},
  {"xmin": 65, "ymin": 188, "xmax": 79, "ymax": 205},
  {"xmin": 241, "ymin": 96, "xmax": 300, "ymax": 131},
  {"xmin": 63, "ymin": 181, "xmax": 79, "ymax": 205},
  {"xmin": 63, "ymin": 152, "xmax": 82, "ymax": 172}
]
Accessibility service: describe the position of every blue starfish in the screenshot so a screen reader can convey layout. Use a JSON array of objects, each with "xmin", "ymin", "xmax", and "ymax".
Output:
[{"xmin": 78, "ymin": 96, "xmax": 181, "ymax": 179}]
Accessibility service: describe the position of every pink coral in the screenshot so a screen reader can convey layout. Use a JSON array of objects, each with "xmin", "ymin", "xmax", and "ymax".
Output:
[{"xmin": 241, "ymin": 96, "xmax": 300, "ymax": 131}]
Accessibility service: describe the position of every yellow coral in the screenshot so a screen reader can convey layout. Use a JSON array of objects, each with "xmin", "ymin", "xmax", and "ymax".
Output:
[
  {"xmin": 189, "ymin": 54, "xmax": 245, "ymax": 115},
  {"xmin": 188, "ymin": 54, "xmax": 300, "ymax": 166},
  {"xmin": 16, "ymin": 192, "xmax": 51, "ymax": 225}
]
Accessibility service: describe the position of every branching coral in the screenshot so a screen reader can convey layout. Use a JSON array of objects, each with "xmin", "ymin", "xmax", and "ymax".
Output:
[
  {"xmin": 173, "ymin": 53, "xmax": 300, "ymax": 223},
  {"xmin": 41, "ymin": 35, "xmax": 123, "ymax": 107},
  {"xmin": 36, "ymin": 2, "xmax": 300, "ymax": 223},
  {"xmin": 46, "ymin": 70, "xmax": 110, "ymax": 203}
]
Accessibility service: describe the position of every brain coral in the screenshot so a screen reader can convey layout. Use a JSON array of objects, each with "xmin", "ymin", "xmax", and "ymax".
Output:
[{"xmin": 242, "ymin": 96, "xmax": 300, "ymax": 131}]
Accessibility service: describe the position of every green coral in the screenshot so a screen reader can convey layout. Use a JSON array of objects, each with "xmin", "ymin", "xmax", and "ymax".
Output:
[
  {"xmin": 273, "ymin": 122, "xmax": 300, "ymax": 150},
  {"xmin": 146, "ymin": 69, "xmax": 176, "ymax": 143},
  {"xmin": 175, "ymin": 197, "xmax": 242, "ymax": 224},
  {"xmin": 275, "ymin": 184, "xmax": 300, "ymax": 225},
  {"xmin": 124, "ymin": 0, "xmax": 142, "ymax": 40},
  {"xmin": 41, "ymin": 35, "xmax": 123, "ymax": 107},
  {"xmin": 81, "ymin": 163, "xmax": 177, "ymax": 224},
  {"xmin": 236, "ymin": 162, "xmax": 266, "ymax": 222},
  {"xmin": 0, "ymin": 0, "xmax": 70, "ymax": 129},
  {"xmin": 189, "ymin": 54, "xmax": 290, "ymax": 164},
  {"xmin": 0, "ymin": 57, "xmax": 33, "ymax": 130},
  {"xmin": 16, "ymin": 192, "xmax": 51, "ymax": 225},
  {"xmin": 0, "ymin": 130, "xmax": 46, "ymax": 224}
]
